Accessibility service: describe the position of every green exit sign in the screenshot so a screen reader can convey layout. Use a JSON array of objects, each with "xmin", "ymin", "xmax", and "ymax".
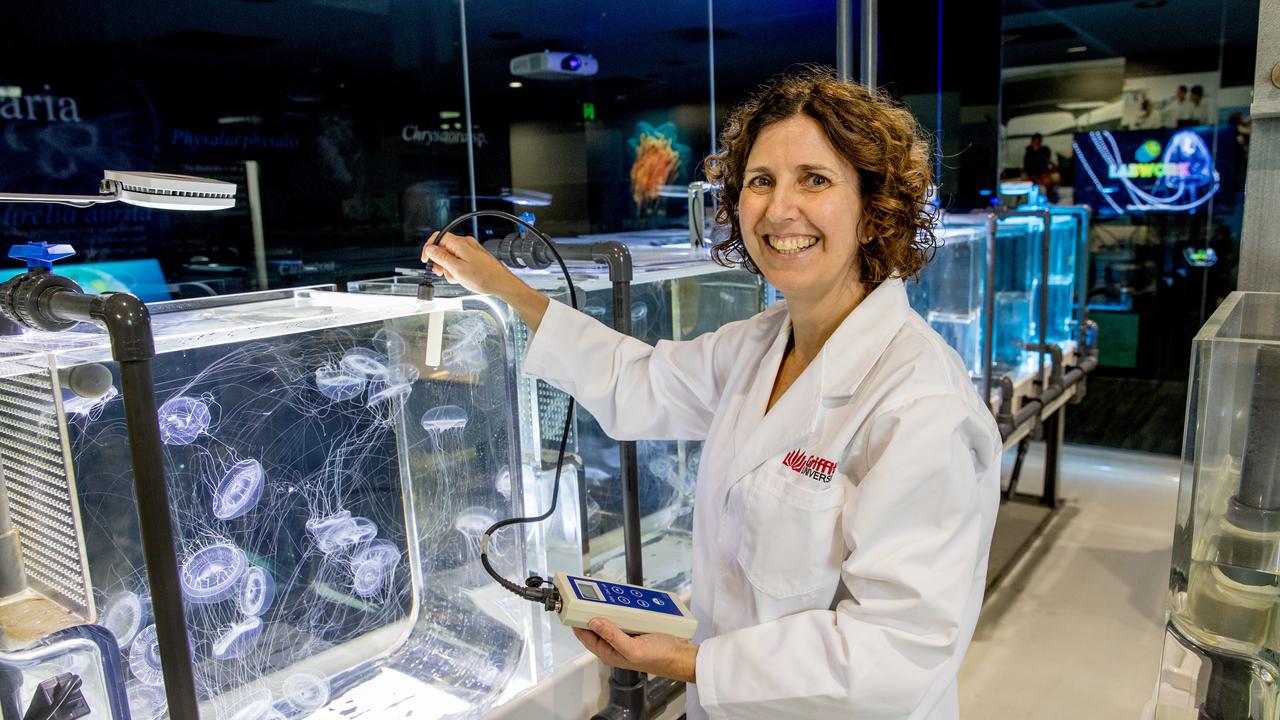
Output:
[{"xmin": 583, "ymin": 102, "xmax": 596, "ymax": 121}]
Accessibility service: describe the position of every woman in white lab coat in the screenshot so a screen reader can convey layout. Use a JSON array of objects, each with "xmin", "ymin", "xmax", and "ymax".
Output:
[{"xmin": 423, "ymin": 67, "xmax": 1001, "ymax": 720}]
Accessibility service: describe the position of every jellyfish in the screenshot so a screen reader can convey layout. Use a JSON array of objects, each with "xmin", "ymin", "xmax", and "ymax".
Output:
[
  {"xmin": 494, "ymin": 466, "xmax": 511, "ymax": 499},
  {"xmin": 339, "ymin": 347, "xmax": 389, "ymax": 378},
  {"xmin": 157, "ymin": 396, "xmax": 210, "ymax": 445},
  {"xmin": 306, "ymin": 511, "xmax": 378, "ymax": 555},
  {"xmin": 442, "ymin": 316, "xmax": 489, "ymax": 371},
  {"xmin": 420, "ymin": 405, "xmax": 468, "ymax": 435},
  {"xmin": 584, "ymin": 305, "xmax": 608, "ymax": 322},
  {"xmin": 283, "ymin": 671, "xmax": 331, "ymax": 713},
  {"xmin": 126, "ymin": 682, "xmax": 166, "ymax": 720},
  {"xmin": 372, "ymin": 329, "xmax": 405, "ymax": 362},
  {"xmin": 62, "ymin": 384, "xmax": 119, "ymax": 416},
  {"xmin": 128, "ymin": 625, "xmax": 163, "ymax": 686},
  {"xmin": 212, "ymin": 458, "xmax": 265, "ymax": 521},
  {"xmin": 180, "ymin": 543, "xmax": 248, "ymax": 604},
  {"xmin": 238, "ymin": 566, "xmax": 276, "ymax": 616},
  {"xmin": 224, "ymin": 688, "xmax": 274, "ymax": 720},
  {"xmin": 314, "ymin": 365, "xmax": 365, "ymax": 401},
  {"xmin": 211, "ymin": 616, "xmax": 263, "ymax": 660},
  {"xmin": 649, "ymin": 455, "xmax": 692, "ymax": 495},
  {"xmin": 350, "ymin": 539, "xmax": 401, "ymax": 598},
  {"xmin": 102, "ymin": 590, "xmax": 143, "ymax": 647},
  {"xmin": 366, "ymin": 363, "xmax": 419, "ymax": 407}
]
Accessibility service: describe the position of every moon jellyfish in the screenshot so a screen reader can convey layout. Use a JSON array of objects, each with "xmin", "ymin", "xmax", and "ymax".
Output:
[
  {"xmin": 649, "ymin": 455, "xmax": 692, "ymax": 495},
  {"xmin": 494, "ymin": 466, "xmax": 511, "ymax": 499},
  {"xmin": 314, "ymin": 365, "xmax": 365, "ymax": 401},
  {"xmin": 350, "ymin": 539, "xmax": 401, "ymax": 598},
  {"xmin": 225, "ymin": 688, "xmax": 274, "ymax": 720},
  {"xmin": 367, "ymin": 363, "xmax": 419, "ymax": 407},
  {"xmin": 420, "ymin": 405, "xmax": 468, "ymax": 435},
  {"xmin": 62, "ymin": 384, "xmax": 119, "ymax": 416},
  {"xmin": 238, "ymin": 566, "xmax": 276, "ymax": 616},
  {"xmin": 180, "ymin": 543, "xmax": 248, "ymax": 603},
  {"xmin": 584, "ymin": 305, "xmax": 608, "ymax": 322},
  {"xmin": 340, "ymin": 347, "xmax": 389, "ymax": 378},
  {"xmin": 128, "ymin": 625, "xmax": 163, "ymax": 686},
  {"xmin": 442, "ymin": 316, "xmax": 489, "ymax": 371},
  {"xmin": 372, "ymin": 329, "xmax": 405, "ymax": 362},
  {"xmin": 455, "ymin": 507, "xmax": 496, "ymax": 539},
  {"xmin": 211, "ymin": 616, "xmax": 263, "ymax": 660},
  {"xmin": 126, "ymin": 682, "xmax": 166, "ymax": 720},
  {"xmin": 283, "ymin": 671, "xmax": 331, "ymax": 713},
  {"xmin": 157, "ymin": 396, "xmax": 211, "ymax": 445},
  {"xmin": 102, "ymin": 591, "xmax": 143, "ymax": 647},
  {"xmin": 212, "ymin": 458, "xmax": 265, "ymax": 520},
  {"xmin": 306, "ymin": 511, "xmax": 378, "ymax": 554}
]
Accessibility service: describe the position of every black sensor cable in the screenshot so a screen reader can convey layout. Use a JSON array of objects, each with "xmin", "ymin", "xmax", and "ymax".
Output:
[{"xmin": 421, "ymin": 210, "xmax": 576, "ymax": 611}]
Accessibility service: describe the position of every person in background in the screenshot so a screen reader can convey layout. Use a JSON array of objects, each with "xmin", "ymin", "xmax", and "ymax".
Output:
[
  {"xmin": 1023, "ymin": 133, "xmax": 1057, "ymax": 202},
  {"xmin": 1132, "ymin": 98, "xmax": 1162, "ymax": 130},
  {"xmin": 1183, "ymin": 85, "xmax": 1213, "ymax": 127},
  {"xmin": 1163, "ymin": 85, "xmax": 1189, "ymax": 128}
]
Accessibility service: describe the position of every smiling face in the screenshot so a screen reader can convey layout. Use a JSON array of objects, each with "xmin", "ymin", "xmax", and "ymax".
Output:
[{"xmin": 739, "ymin": 114, "xmax": 864, "ymax": 304}]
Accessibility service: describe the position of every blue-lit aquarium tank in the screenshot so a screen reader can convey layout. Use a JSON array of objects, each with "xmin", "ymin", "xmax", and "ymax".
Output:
[
  {"xmin": 353, "ymin": 246, "xmax": 763, "ymax": 595},
  {"xmin": 906, "ymin": 224, "xmax": 988, "ymax": 384},
  {"xmin": 1028, "ymin": 212, "xmax": 1085, "ymax": 351},
  {"xmin": 0, "ymin": 287, "xmax": 573, "ymax": 719}
]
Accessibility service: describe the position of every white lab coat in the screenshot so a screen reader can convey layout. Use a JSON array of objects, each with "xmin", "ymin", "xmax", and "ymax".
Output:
[{"xmin": 522, "ymin": 277, "xmax": 1001, "ymax": 719}]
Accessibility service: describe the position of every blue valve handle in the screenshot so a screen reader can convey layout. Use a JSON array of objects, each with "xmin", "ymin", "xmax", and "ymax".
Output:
[
  {"xmin": 8, "ymin": 242, "xmax": 76, "ymax": 270},
  {"xmin": 518, "ymin": 211, "xmax": 536, "ymax": 228}
]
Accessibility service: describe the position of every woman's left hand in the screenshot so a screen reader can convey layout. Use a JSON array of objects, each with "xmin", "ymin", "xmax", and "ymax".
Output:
[{"xmin": 572, "ymin": 618, "xmax": 698, "ymax": 684}]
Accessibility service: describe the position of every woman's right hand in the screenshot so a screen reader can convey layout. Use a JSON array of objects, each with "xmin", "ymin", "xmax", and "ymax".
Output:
[
  {"xmin": 421, "ymin": 232, "xmax": 521, "ymax": 298},
  {"xmin": 421, "ymin": 231, "xmax": 551, "ymax": 333}
]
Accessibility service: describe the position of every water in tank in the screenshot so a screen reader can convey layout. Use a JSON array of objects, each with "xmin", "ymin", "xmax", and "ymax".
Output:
[
  {"xmin": 353, "ymin": 247, "xmax": 763, "ymax": 594},
  {"xmin": 1026, "ymin": 212, "xmax": 1083, "ymax": 350},
  {"xmin": 990, "ymin": 216, "xmax": 1042, "ymax": 378},
  {"xmin": 0, "ymin": 286, "xmax": 549, "ymax": 719},
  {"xmin": 905, "ymin": 224, "xmax": 988, "ymax": 382}
]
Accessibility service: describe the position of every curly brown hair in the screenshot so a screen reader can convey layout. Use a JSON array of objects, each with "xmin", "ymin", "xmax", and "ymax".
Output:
[{"xmin": 706, "ymin": 66, "xmax": 937, "ymax": 285}]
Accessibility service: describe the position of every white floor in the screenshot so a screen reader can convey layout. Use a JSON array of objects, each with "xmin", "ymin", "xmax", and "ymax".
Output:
[{"xmin": 959, "ymin": 443, "xmax": 1182, "ymax": 719}]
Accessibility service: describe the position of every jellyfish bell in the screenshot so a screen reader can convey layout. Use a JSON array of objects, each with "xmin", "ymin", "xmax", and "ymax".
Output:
[
  {"xmin": 339, "ymin": 347, "xmax": 389, "ymax": 379},
  {"xmin": 283, "ymin": 671, "xmax": 331, "ymax": 713},
  {"xmin": 212, "ymin": 458, "xmax": 265, "ymax": 521},
  {"xmin": 212, "ymin": 616, "xmax": 264, "ymax": 661},
  {"xmin": 314, "ymin": 365, "xmax": 366, "ymax": 401},
  {"xmin": 180, "ymin": 543, "xmax": 248, "ymax": 604},
  {"xmin": 239, "ymin": 565, "xmax": 276, "ymax": 616},
  {"xmin": 349, "ymin": 539, "xmax": 401, "ymax": 598},
  {"xmin": 157, "ymin": 396, "xmax": 211, "ymax": 445},
  {"xmin": 128, "ymin": 625, "xmax": 164, "ymax": 686},
  {"xmin": 126, "ymin": 682, "xmax": 167, "ymax": 720},
  {"xmin": 306, "ymin": 511, "xmax": 378, "ymax": 554},
  {"xmin": 102, "ymin": 590, "xmax": 143, "ymax": 647},
  {"xmin": 372, "ymin": 329, "xmax": 405, "ymax": 362},
  {"xmin": 420, "ymin": 405, "xmax": 468, "ymax": 435},
  {"xmin": 224, "ymin": 688, "xmax": 273, "ymax": 720},
  {"xmin": 366, "ymin": 378, "xmax": 413, "ymax": 407}
]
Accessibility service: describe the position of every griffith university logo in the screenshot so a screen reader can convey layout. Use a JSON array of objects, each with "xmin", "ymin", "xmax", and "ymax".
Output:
[{"xmin": 781, "ymin": 449, "xmax": 837, "ymax": 484}]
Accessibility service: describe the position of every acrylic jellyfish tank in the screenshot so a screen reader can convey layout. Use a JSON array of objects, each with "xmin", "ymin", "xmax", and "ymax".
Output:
[
  {"xmin": 349, "ymin": 247, "xmax": 764, "ymax": 594},
  {"xmin": 0, "ymin": 287, "xmax": 547, "ymax": 718}
]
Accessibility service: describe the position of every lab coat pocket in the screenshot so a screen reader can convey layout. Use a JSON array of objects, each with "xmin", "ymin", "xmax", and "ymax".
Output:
[{"xmin": 736, "ymin": 468, "xmax": 847, "ymax": 599}]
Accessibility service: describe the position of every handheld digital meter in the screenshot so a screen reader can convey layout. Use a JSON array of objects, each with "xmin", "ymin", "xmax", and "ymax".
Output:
[{"xmin": 552, "ymin": 573, "xmax": 697, "ymax": 640}]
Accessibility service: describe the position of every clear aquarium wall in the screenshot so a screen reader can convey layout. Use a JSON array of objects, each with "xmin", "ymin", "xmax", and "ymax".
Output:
[
  {"xmin": 568, "ymin": 246, "xmax": 763, "ymax": 592},
  {"xmin": 0, "ymin": 287, "xmax": 554, "ymax": 719},
  {"xmin": 1030, "ymin": 213, "xmax": 1082, "ymax": 351},
  {"xmin": 905, "ymin": 224, "xmax": 988, "ymax": 383},
  {"xmin": 354, "ymin": 247, "xmax": 763, "ymax": 595},
  {"xmin": 991, "ymin": 215, "xmax": 1042, "ymax": 378},
  {"xmin": 1156, "ymin": 292, "xmax": 1280, "ymax": 720}
]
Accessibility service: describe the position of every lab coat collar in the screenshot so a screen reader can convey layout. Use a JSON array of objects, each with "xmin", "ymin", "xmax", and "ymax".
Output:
[
  {"xmin": 817, "ymin": 277, "xmax": 911, "ymax": 402},
  {"xmin": 726, "ymin": 278, "xmax": 910, "ymax": 482}
]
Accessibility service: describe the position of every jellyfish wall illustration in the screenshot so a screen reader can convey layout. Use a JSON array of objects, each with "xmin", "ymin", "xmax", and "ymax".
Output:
[{"xmin": 65, "ymin": 309, "xmax": 529, "ymax": 719}]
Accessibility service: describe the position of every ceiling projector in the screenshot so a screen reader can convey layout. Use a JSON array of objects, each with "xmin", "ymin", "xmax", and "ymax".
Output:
[{"xmin": 510, "ymin": 51, "xmax": 599, "ymax": 80}]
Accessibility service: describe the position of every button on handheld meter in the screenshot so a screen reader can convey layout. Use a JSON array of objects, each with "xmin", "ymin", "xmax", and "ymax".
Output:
[{"xmin": 553, "ymin": 573, "xmax": 697, "ymax": 640}]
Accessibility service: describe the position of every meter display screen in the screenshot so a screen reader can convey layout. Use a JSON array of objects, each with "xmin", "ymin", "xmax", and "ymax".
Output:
[{"xmin": 576, "ymin": 579, "xmax": 601, "ymax": 601}]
